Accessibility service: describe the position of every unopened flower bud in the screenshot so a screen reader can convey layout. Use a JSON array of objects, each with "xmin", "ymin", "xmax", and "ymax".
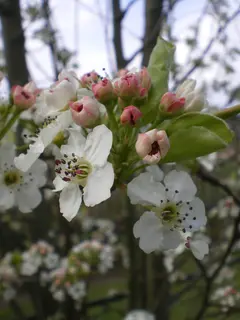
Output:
[
  {"xmin": 113, "ymin": 69, "xmax": 150, "ymax": 100},
  {"xmin": 70, "ymin": 96, "xmax": 100, "ymax": 127},
  {"xmin": 92, "ymin": 78, "xmax": 115, "ymax": 103},
  {"xmin": 120, "ymin": 106, "xmax": 142, "ymax": 126},
  {"xmin": 160, "ymin": 92, "xmax": 185, "ymax": 112},
  {"xmin": 139, "ymin": 67, "xmax": 151, "ymax": 91},
  {"xmin": 117, "ymin": 69, "xmax": 129, "ymax": 77},
  {"xmin": 12, "ymin": 85, "xmax": 36, "ymax": 109},
  {"xmin": 80, "ymin": 71, "xmax": 99, "ymax": 88},
  {"xmin": 135, "ymin": 129, "xmax": 170, "ymax": 164},
  {"xmin": 176, "ymin": 79, "xmax": 206, "ymax": 112}
]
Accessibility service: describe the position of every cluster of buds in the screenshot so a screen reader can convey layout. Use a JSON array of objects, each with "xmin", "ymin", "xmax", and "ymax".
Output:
[
  {"xmin": 113, "ymin": 67, "xmax": 151, "ymax": 101},
  {"xmin": 160, "ymin": 79, "xmax": 206, "ymax": 113}
]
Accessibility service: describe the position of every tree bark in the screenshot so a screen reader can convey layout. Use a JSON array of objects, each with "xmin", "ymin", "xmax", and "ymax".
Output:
[
  {"xmin": 112, "ymin": 0, "xmax": 127, "ymax": 69},
  {"xmin": 0, "ymin": 0, "xmax": 29, "ymax": 86},
  {"xmin": 142, "ymin": 0, "xmax": 164, "ymax": 66}
]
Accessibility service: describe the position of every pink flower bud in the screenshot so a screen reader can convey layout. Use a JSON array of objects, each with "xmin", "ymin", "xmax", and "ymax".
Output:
[
  {"xmin": 160, "ymin": 92, "xmax": 185, "ymax": 112},
  {"xmin": 113, "ymin": 74, "xmax": 140, "ymax": 99},
  {"xmin": 80, "ymin": 71, "xmax": 99, "ymax": 88},
  {"xmin": 70, "ymin": 96, "xmax": 100, "ymax": 127},
  {"xmin": 117, "ymin": 69, "xmax": 129, "ymax": 77},
  {"xmin": 113, "ymin": 70, "xmax": 151, "ymax": 100},
  {"xmin": 92, "ymin": 78, "xmax": 115, "ymax": 103},
  {"xmin": 120, "ymin": 106, "xmax": 142, "ymax": 126},
  {"xmin": 12, "ymin": 85, "xmax": 36, "ymax": 109},
  {"xmin": 139, "ymin": 67, "xmax": 151, "ymax": 91},
  {"xmin": 135, "ymin": 129, "xmax": 170, "ymax": 164}
]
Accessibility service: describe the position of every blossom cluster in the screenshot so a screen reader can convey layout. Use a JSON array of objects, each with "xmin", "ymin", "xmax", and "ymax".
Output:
[
  {"xmin": 0, "ymin": 237, "xmax": 115, "ymax": 307},
  {"xmin": 1, "ymin": 36, "xmax": 234, "ymax": 262}
]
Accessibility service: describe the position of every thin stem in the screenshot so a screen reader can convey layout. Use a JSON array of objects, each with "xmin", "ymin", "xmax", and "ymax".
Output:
[
  {"xmin": 214, "ymin": 104, "xmax": 240, "ymax": 120},
  {"xmin": 0, "ymin": 109, "xmax": 22, "ymax": 141}
]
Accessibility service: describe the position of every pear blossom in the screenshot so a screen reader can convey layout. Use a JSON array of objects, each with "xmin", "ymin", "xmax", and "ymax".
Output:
[
  {"xmin": 80, "ymin": 71, "xmax": 99, "ymax": 88},
  {"xmin": 67, "ymin": 281, "xmax": 86, "ymax": 301},
  {"xmin": 113, "ymin": 68, "xmax": 151, "ymax": 100},
  {"xmin": 185, "ymin": 237, "xmax": 209, "ymax": 260},
  {"xmin": 53, "ymin": 124, "xmax": 114, "ymax": 221},
  {"xmin": 120, "ymin": 106, "xmax": 142, "ymax": 126},
  {"xmin": 135, "ymin": 129, "xmax": 170, "ymax": 164},
  {"xmin": 14, "ymin": 110, "xmax": 72, "ymax": 172},
  {"xmin": 0, "ymin": 144, "xmax": 47, "ymax": 213},
  {"xmin": 70, "ymin": 96, "xmax": 100, "ymax": 127},
  {"xmin": 124, "ymin": 310, "xmax": 155, "ymax": 320},
  {"xmin": 92, "ymin": 78, "xmax": 115, "ymax": 103},
  {"xmin": 12, "ymin": 81, "xmax": 39, "ymax": 110},
  {"xmin": 160, "ymin": 79, "xmax": 207, "ymax": 113},
  {"xmin": 127, "ymin": 170, "xmax": 207, "ymax": 254}
]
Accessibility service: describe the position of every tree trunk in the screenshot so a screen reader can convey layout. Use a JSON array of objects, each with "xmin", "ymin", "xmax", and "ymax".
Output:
[
  {"xmin": 0, "ymin": 0, "xmax": 29, "ymax": 86},
  {"xmin": 112, "ymin": 0, "xmax": 127, "ymax": 69},
  {"xmin": 142, "ymin": 0, "xmax": 164, "ymax": 66}
]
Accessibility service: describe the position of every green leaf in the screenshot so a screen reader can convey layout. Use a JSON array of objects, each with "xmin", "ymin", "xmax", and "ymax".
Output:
[
  {"xmin": 162, "ymin": 126, "xmax": 229, "ymax": 163},
  {"xmin": 142, "ymin": 37, "xmax": 175, "ymax": 123},
  {"xmin": 163, "ymin": 112, "xmax": 233, "ymax": 144}
]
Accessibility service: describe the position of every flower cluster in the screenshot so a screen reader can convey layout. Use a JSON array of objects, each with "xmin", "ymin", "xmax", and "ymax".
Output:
[
  {"xmin": 0, "ymin": 237, "xmax": 115, "ymax": 307},
  {"xmin": 1, "ymin": 37, "xmax": 235, "ymax": 263}
]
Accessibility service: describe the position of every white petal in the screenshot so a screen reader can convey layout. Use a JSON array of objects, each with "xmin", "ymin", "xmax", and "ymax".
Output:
[
  {"xmin": 14, "ymin": 111, "xmax": 72, "ymax": 172},
  {"xmin": 162, "ymin": 228, "xmax": 182, "ymax": 250},
  {"xmin": 127, "ymin": 172, "xmax": 166, "ymax": 206},
  {"xmin": 15, "ymin": 187, "xmax": 42, "ymax": 213},
  {"xmin": 190, "ymin": 239, "xmax": 209, "ymax": 260},
  {"xmin": 0, "ymin": 144, "xmax": 15, "ymax": 169},
  {"xmin": 59, "ymin": 184, "xmax": 82, "ymax": 221},
  {"xmin": 164, "ymin": 170, "xmax": 197, "ymax": 202},
  {"xmin": 0, "ymin": 186, "xmax": 14, "ymax": 210},
  {"xmin": 53, "ymin": 176, "xmax": 68, "ymax": 192},
  {"xmin": 25, "ymin": 159, "xmax": 47, "ymax": 187},
  {"xmin": 83, "ymin": 162, "xmax": 114, "ymax": 207},
  {"xmin": 77, "ymin": 88, "xmax": 94, "ymax": 99},
  {"xmin": 146, "ymin": 165, "xmax": 164, "ymax": 182},
  {"xmin": 176, "ymin": 79, "xmax": 196, "ymax": 98},
  {"xmin": 84, "ymin": 125, "xmax": 112, "ymax": 167},
  {"xmin": 61, "ymin": 129, "xmax": 86, "ymax": 158},
  {"xmin": 179, "ymin": 198, "xmax": 206, "ymax": 231},
  {"xmin": 134, "ymin": 212, "xmax": 163, "ymax": 254}
]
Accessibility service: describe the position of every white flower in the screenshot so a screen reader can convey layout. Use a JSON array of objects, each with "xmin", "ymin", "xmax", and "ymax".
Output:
[
  {"xmin": 186, "ymin": 237, "xmax": 209, "ymax": 260},
  {"xmin": 52, "ymin": 289, "xmax": 65, "ymax": 302},
  {"xmin": 127, "ymin": 170, "xmax": 207, "ymax": 254},
  {"xmin": 20, "ymin": 251, "xmax": 42, "ymax": 276},
  {"xmin": 3, "ymin": 287, "xmax": 16, "ymax": 301},
  {"xmin": 99, "ymin": 245, "xmax": 114, "ymax": 273},
  {"xmin": 124, "ymin": 310, "xmax": 155, "ymax": 320},
  {"xmin": 44, "ymin": 253, "xmax": 59, "ymax": 269},
  {"xmin": 14, "ymin": 110, "xmax": 72, "ymax": 172},
  {"xmin": 0, "ymin": 144, "xmax": 47, "ymax": 213},
  {"xmin": 53, "ymin": 124, "xmax": 114, "ymax": 221},
  {"xmin": 35, "ymin": 70, "xmax": 79, "ymax": 121},
  {"xmin": 176, "ymin": 79, "xmax": 207, "ymax": 112},
  {"xmin": 67, "ymin": 281, "xmax": 86, "ymax": 301},
  {"xmin": 198, "ymin": 153, "xmax": 217, "ymax": 171}
]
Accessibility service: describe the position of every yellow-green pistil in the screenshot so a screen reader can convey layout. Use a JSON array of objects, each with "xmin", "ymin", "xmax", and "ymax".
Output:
[{"xmin": 4, "ymin": 170, "xmax": 21, "ymax": 186}]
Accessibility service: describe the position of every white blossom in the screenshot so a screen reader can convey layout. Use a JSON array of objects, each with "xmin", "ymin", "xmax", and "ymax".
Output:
[
  {"xmin": 127, "ymin": 170, "xmax": 207, "ymax": 254},
  {"xmin": 44, "ymin": 253, "xmax": 59, "ymax": 269},
  {"xmin": 53, "ymin": 124, "xmax": 114, "ymax": 221},
  {"xmin": 0, "ymin": 144, "xmax": 47, "ymax": 213},
  {"xmin": 67, "ymin": 281, "xmax": 86, "ymax": 301}
]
